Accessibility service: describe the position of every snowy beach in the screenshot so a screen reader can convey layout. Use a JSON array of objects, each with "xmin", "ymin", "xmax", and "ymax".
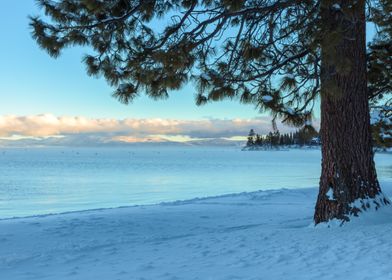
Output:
[
  {"xmin": 1, "ymin": 148, "xmax": 391, "ymax": 279},
  {"xmin": 1, "ymin": 183, "xmax": 392, "ymax": 280}
]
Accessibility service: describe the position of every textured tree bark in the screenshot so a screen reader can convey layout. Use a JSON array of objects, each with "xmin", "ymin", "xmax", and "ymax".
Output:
[{"xmin": 314, "ymin": 0, "xmax": 389, "ymax": 224}]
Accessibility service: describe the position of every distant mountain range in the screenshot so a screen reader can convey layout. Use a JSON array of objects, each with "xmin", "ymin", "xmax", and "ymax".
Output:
[{"xmin": 0, "ymin": 136, "xmax": 244, "ymax": 148}]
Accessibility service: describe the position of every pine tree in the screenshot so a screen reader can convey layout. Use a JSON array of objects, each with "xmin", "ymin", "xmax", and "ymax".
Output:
[
  {"xmin": 272, "ymin": 130, "xmax": 280, "ymax": 146},
  {"xmin": 246, "ymin": 129, "xmax": 256, "ymax": 147},
  {"xmin": 293, "ymin": 131, "xmax": 299, "ymax": 145},
  {"xmin": 297, "ymin": 125, "xmax": 318, "ymax": 146},
  {"xmin": 368, "ymin": 0, "xmax": 392, "ymax": 104},
  {"xmin": 255, "ymin": 134, "xmax": 263, "ymax": 146},
  {"xmin": 367, "ymin": 0, "xmax": 392, "ymax": 150},
  {"xmin": 266, "ymin": 132, "xmax": 273, "ymax": 147},
  {"xmin": 279, "ymin": 135, "xmax": 284, "ymax": 146},
  {"xmin": 288, "ymin": 133, "xmax": 293, "ymax": 145},
  {"xmin": 371, "ymin": 102, "xmax": 392, "ymax": 149},
  {"xmin": 30, "ymin": 0, "xmax": 391, "ymax": 224},
  {"xmin": 284, "ymin": 133, "xmax": 290, "ymax": 145}
]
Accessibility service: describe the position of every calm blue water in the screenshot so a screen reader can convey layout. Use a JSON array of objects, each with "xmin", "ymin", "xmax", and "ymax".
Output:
[{"xmin": 0, "ymin": 147, "xmax": 391, "ymax": 218}]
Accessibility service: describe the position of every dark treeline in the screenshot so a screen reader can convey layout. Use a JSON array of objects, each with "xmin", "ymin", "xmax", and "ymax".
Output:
[{"xmin": 245, "ymin": 126, "xmax": 320, "ymax": 149}]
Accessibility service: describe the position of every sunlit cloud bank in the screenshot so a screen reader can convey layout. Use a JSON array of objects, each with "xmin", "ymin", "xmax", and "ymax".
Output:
[{"xmin": 0, "ymin": 114, "xmax": 317, "ymax": 146}]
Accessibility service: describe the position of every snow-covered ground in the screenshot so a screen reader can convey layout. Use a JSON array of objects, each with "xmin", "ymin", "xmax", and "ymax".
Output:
[{"xmin": 1, "ymin": 183, "xmax": 392, "ymax": 280}]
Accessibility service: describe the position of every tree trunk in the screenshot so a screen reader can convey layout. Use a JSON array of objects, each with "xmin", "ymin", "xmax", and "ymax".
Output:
[{"xmin": 314, "ymin": 0, "xmax": 389, "ymax": 224}]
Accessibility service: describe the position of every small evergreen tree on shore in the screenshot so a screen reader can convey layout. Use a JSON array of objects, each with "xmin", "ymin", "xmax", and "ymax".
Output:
[
  {"xmin": 371, "ymin": 103, "xmax": 392, "ymax": 149},
  {"xmin": 244, "ymin": 126, "xmax": 320, "ymax": 149},
  {"xmin": 246, "ymin": 129, "xmax": 256, "ymax": 147},
  {"xmin": 255, "ymin": 134, "xmax": 263, "ymax": 146}
]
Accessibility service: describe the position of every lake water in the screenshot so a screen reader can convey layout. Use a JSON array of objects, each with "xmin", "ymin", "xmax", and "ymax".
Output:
[{"xmin": 0, "ymin": 147, "xmax": 391, "ymax": 219}]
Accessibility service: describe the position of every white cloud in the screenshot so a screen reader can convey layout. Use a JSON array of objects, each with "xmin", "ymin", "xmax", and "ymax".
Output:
[{"xmin": 0, "ymin": 114, "xmax": 317, "ymax": 144}]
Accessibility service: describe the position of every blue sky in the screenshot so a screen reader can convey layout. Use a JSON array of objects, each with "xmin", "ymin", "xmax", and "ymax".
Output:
[
  {"xmin": 0, "ymin": 1, "xmax": 263, "ymax": 121},
  {"xmin": 0, "ymin": 2, "xmax": 376, "ymax": 144}
]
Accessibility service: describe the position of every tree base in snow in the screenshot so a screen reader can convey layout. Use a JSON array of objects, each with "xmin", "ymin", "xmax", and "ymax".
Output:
[{"xmin": 314, "ymin": 193, "xmax": 391, "ymax": 225}]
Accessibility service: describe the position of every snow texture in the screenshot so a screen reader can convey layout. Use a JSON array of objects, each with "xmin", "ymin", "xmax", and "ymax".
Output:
[
  {"xmin": 1, "ymin": 183, "xmax": 392, "ymax": 280},
  {"xmin": 326, "ymin": 188, "xmax": 334, "ymax": 200}
]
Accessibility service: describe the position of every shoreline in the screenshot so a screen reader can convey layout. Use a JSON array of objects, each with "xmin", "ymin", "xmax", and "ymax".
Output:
[{"xmin": 2, "ymin": 181, "xmax": 392, "ymax": 221}]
